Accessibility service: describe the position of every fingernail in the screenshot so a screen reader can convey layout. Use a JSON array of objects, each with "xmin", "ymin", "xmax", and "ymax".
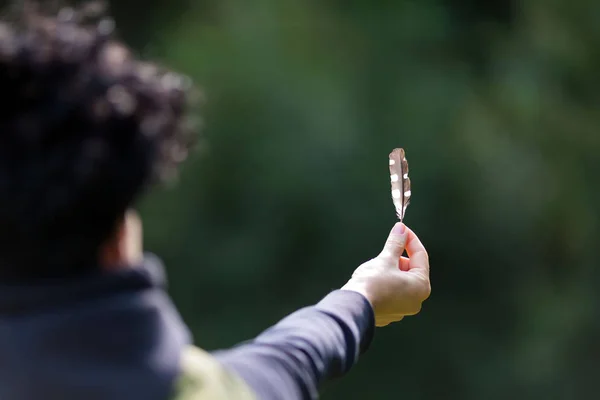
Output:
[{"xmin": 392, "ymin": 223, "xmax": 406, "ymax": 235}]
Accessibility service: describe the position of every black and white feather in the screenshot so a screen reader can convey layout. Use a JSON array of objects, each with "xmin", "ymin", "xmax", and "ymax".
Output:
[{"xmin": 389, "ymin": 148, "xmax": 411, "ymax": 222}]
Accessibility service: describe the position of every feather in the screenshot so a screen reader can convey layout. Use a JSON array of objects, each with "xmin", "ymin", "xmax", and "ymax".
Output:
[{"xmin": 389, "ymin": 148, "xmax": 411, "ymax": 222}]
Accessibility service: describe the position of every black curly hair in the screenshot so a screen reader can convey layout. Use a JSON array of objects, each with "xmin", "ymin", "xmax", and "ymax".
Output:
[{"xmin": 0, "ymin": 2, "xmax": 199, "ymax": 281}]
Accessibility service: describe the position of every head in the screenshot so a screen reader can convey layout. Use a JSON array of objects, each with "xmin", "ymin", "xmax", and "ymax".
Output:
[{"xmin": 0, "ymin": 2, "xmax": 198, "ymax": 281}]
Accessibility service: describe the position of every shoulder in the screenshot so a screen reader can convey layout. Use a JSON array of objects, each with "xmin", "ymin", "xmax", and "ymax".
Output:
[{"xmin": 171, "ymin": 345, "xmax": 256, "ymax": 400}]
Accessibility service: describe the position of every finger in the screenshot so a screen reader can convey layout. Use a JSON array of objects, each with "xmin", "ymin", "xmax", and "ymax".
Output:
[
  {"xmin": 403, "ymin": 226, "xmax": 429, "ymax": 276},
  {"xmin": 399, "ymin": 256, "xmax": 409, "ymax": 271},
  {"xmin": 379, "ymin": 223, "xmax": 408, "ymax": 262}
]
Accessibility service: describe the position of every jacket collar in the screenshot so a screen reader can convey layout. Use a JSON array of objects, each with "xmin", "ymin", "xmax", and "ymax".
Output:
[
  {"xmin": 0, "ymin": 254, "xmax": 168, "ymax": 315},
  {"xmin": 0, "ymin": 254, "xmax": 191, "ymax": 400}
]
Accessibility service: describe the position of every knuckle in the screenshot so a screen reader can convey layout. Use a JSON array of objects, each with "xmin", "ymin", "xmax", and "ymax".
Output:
[{"xmin": 385, "ymin": 236, "xmax": 406, "ymax": 251}]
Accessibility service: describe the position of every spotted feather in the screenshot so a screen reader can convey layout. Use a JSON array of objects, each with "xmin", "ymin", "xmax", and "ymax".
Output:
[{"xmin": 389, "ymin": 148, "xmax": 411, "ymax": 222}]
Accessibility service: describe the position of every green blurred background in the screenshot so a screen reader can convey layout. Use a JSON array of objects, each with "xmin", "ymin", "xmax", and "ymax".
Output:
[{"xmin": 102, "ymin": 0, "xmax": 600, "ymax": 398}]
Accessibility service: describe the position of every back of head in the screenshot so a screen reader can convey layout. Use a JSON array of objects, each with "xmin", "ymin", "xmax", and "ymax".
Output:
[{"xmin": 0, "ymin": 2, "xmax": 198, "ymax": 281}]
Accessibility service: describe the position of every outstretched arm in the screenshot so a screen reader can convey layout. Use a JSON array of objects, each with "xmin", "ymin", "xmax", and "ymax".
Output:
[
  {"xmin": 212, "ymin": 223, "xmax": 431, "ymax": 400},
  {"xmin": 212, "ymin": 289, "xmax": 374, "ymax": 400}
]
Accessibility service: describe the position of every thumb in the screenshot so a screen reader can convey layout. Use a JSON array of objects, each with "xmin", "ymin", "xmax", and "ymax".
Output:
[{"xmin": 379, "ymin": 223, "xmax": 407, "ymax": 262}]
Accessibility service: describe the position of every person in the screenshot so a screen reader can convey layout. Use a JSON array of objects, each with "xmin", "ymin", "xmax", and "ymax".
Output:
[{"xmin": 0, "ymin": 3, "xmax": 431, "ymax": 400}]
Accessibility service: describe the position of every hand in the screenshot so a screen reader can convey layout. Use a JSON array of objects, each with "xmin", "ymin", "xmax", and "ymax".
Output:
[{"xmin": 341, "ymin": 223, "xmax": 430, "ymax": 327}]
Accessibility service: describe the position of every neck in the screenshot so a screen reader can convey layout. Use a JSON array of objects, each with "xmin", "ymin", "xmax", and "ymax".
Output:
[{"xmin": 100, "ymin": 210, "xmax": 144, "ymax": 270}]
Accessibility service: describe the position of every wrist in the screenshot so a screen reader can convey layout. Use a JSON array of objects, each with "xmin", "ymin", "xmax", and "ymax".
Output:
[{"xmin": 341, "ymin": 279, "xmax": 376, "ymax": 310}]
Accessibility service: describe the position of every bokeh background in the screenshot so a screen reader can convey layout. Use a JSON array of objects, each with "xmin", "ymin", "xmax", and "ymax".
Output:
[{"xmin": 78, "ymin": 0, "xmax": 600, "ymax": 398}]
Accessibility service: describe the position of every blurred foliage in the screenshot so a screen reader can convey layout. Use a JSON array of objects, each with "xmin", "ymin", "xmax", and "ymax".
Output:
[{"xmin": 104, "ymin": 0, "xmax": 600, "ymax": 398}]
